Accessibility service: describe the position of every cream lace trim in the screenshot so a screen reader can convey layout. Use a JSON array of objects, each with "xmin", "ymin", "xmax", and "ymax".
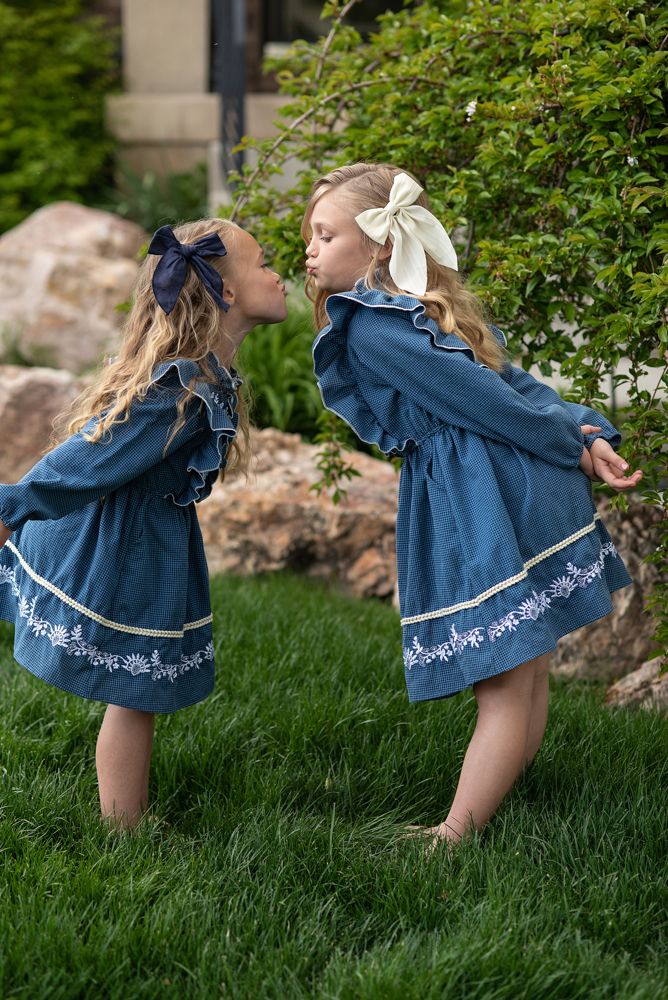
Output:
[
  {"xmin": 400, "ymin": 514, "xmax": 602, "ymax": 626},
  {"xmin": 4, "ymin": 541, "xmax": 212, "ymax": 637}
]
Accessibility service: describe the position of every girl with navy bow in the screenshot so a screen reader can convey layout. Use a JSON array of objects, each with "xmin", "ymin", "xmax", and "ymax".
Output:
[
  {"xmin": 304, "ymin": 163, "xmax": 641, "ymax": 851},
  {"xmin": 0, "ymin": 219, "xmax": 287, "ymax": 828}
]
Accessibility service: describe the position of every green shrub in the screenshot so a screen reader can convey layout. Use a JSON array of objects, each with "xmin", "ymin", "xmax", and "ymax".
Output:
[
  {"xmin": 239, "ymin": 295, "xmax": 323, "ymax": 437},
  {"xmin": 225, "ymin": 0, "xmax": 668, "ymax": 654},
  {"xmin": 102, "ymin": 162, "xmax": 210, "ymax": 234},
  {"xmin": 0, "ymin": 0, "xmax": 117, "ymax": 234}
]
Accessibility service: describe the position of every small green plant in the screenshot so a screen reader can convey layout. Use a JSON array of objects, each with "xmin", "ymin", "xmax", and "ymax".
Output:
[{"xmin": 309, "ymin": 409, "xmax": 361, "ymax": 504}]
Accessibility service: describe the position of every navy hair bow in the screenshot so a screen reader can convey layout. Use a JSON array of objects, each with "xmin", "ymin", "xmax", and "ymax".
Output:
[{"xmin": 147, "ymin": 225, "xmax": 229, "ymax": 315}]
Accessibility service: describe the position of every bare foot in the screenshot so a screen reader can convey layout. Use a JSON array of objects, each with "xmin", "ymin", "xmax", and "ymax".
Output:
[{"xmin": 422, "ymin": 822, "xmax": 460, "ymax": 858}]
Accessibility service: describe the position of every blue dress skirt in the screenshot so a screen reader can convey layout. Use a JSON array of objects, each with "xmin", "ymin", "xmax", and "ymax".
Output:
[
  {"xmin": 0, "ymin": 354, "xmax": 240, "ymax": 714},
  {"xmin": 313, "ymin": 285, "xmax": 632, "ymax": 702}
]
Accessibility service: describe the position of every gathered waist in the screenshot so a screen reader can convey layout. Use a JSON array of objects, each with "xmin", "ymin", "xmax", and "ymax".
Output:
[{"xmin": 401, "ymin": 423, "xmax": 447, "ymax": 456}]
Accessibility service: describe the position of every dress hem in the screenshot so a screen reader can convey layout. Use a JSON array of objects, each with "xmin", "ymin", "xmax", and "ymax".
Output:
[
  {"xmin": 405, "ymin": 573, "xmax": 629, "ymax": 703},
  {"xmin": 10, "ymin": 649, "xmax": 214, "ymax": 714}
]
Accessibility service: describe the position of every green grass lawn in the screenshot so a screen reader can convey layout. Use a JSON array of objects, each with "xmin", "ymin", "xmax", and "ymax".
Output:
[{"xmin": 0, "ymin": 573, "xmax": 667, "ymax": 999}]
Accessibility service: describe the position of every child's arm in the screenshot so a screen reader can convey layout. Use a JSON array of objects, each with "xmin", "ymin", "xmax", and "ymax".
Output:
[
  {"xmin": 499, "ymin": 362, "xmax": 618, "ymax": 449},
  {"xmin": 344, "ymin": 312, "xmax": 584, "ymax": 468},
  {"xmin": 500, "ymin": 364, "xmax": 641, "ymax": 490},
  {"xmin": 0, "ymin": 388, "xmax": 205, "ymax": 534}
]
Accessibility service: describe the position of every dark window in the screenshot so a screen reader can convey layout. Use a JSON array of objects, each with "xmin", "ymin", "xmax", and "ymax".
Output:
[
  {"xmin": 243, "ymin": 0, "xmax": 409, "ymax": 93},
  {"xmin": 265, "ymin": 0, "xmax": 408, "ymax": 43}
]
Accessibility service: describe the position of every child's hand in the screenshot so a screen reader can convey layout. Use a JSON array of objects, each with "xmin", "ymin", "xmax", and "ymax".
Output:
[
  {"xmin": 578, "ymin": 426, "xmax": 601, "ymax": 479},
  {"xmin": 0, "ymin": 520, "xmax": 10, "ymax": 549},
  {"xmin": 588, "ymin": 437, "xmax": 643, "ymax": 491}
]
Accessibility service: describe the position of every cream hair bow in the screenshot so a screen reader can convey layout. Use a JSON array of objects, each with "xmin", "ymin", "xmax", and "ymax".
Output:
[{"xmin": 354, "ymin": 173, "xmax": 458, "ymax": 296}]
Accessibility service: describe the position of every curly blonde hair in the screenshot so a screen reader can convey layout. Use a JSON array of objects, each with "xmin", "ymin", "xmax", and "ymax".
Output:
[
  {"xmin": 302, "ymin": 163, "xmax": 506, "ymax": 373},
  {"xmin": 52, "ymin": 218, "xmax": 251, "ymax": 473}
]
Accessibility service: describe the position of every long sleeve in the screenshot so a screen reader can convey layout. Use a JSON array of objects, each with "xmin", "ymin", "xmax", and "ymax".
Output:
[
  {"xmin": 499, "ymin": 363, "xmax": 621, "ymax": 450},
  {"xmin": 0, "ymin": 388, "xmax": 203, "ymax": 532},
  {"xmin": 346, "ymin": 310, "xmax": 584, "ymax": 469}
]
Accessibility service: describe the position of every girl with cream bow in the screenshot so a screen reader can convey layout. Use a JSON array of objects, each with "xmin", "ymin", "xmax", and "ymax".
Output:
[{"xmin": 304, "ymin": 162, "xmax": 641, "ymax": 850}]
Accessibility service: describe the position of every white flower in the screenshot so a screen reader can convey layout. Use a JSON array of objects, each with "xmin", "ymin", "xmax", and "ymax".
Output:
[
  {"xmin": 627, "ymin": 156, "xmax": 638, "ymax": 166},
  {"xmin": 465, "ymin": 101, "xmax": 477, "ymax": 121},
  {"xmin": 511, "ymin": 105, "xmax": 516, "ymax": 111}
]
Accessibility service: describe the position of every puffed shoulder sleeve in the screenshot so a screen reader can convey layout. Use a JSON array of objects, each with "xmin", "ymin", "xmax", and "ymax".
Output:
[
  {"xmin": 0, "ymin": 357, "xmax": 239, "ymax": 531},
  {"xmin": 498, "ymin": 359, "xmax": 621, "ymax": 450},
  {"xmin": 316, "ymin": 293, "xmax": 584, "ymax": 468}
]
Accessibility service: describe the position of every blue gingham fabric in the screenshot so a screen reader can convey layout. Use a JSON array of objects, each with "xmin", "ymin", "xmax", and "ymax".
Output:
[
  {"xmin": 0, "ymin": 353, "xmax": 240, "ymax": 714},
  {"xmin": 313, "ymin": 285, "xmax": 632, "ymax": 702}
]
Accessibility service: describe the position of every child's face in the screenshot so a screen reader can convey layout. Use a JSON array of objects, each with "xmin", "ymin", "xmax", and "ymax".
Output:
[
  {"xmin": 225, "ymin": 230, "xmax": 288, "ymax": 327},
  {"xmin": 305, "ymin": 193, "xmax": 377, "ymax": 292}
]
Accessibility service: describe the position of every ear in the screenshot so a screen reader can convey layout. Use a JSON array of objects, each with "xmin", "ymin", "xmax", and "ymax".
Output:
[
  {"xmin": 222, "ymin": 283, "xmax": 235, "ymax": 308},
  {"xmin": 377, "ymin": 237, "xmax": 393, "ymax": 261}
]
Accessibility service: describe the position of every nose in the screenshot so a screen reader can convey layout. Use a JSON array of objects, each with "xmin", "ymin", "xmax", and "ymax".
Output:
[{"xmin": 305, "ymin": 237, "xmax": 317, "ymax": 258}]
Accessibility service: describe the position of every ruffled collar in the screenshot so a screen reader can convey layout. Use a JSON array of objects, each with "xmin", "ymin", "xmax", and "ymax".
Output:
[
  {"xmin": 148, "ymin": 352, "xmax": 241, "ymax": 505},
  {"xmin": 315, "ymin": 281, "xmax": 478, "ymax": 360}
]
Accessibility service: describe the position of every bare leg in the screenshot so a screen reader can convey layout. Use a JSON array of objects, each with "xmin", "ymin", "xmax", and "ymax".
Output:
[
  {"xmin": 426, "ymin": 652, "xmax": 551, "ymax": 848},
  {"xmin": 96, "ymin": 705, "xmax": 155, "ymax": 829},
  {"xmin": 525, "ymin": 653, "xmax": 550, "ymax": 764}
]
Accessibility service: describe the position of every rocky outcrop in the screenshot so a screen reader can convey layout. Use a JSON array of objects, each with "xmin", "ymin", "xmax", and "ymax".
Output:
[
  {"xmin": 197, "ymin": 427, "xmax": 399, "ymax": 598},
  {"xmin": 0, "ymin": 202, "xmax": 146, "ymax": 373},
  {"xmin": 0, "ymin": 365, "xmax": 78, "ymax": 484},
  {"xmin": 551, "ymin": 498, "xmax": 662, "ymax": 682},
  {"xmin": 604, "ymin": 656, "xmax": 668, "ymax": 712}
]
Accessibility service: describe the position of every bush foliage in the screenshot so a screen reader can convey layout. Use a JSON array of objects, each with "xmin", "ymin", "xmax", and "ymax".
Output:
[
  {"xmin": 238, "ymin": 295, "xmax": 324, "ymax": 437},
  {"xmin": 226, "ymin": 0, "xmax": 668, "ymax": 655},
  {"xmin": 102, "ymin": 162, "xmax": 210, "ymax": 235},
  {"xmin": 0, "ymin": 0, "xmax": 117, "ymax": 234}
]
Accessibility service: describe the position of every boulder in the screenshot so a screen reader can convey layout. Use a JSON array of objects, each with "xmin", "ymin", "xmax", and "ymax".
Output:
[
  {"xmin": 604, "ymin": 656, "xmax": 668, "ymax": 712},
  {"xmin": 196, "ymin": 427, "xmax": 399, "ymax": 598},
  {"xmin": 551, "ymin": 497, "xmax": 662, "ymax": 682},
  {"xmin": 0, "ymin": 365, "xmax": 78, "ymax": 484},
  {"xmin": 0, "ymin": 202, "xmax": 146, "ymax": 373}
]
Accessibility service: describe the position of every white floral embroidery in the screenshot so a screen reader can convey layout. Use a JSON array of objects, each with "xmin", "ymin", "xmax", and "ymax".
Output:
[
  {"xmin": 403, "ymin": 625, "xmax": 485, "ymax": 670},
  {"xmin": 404, "ymin": 541, "xmax": 618, "ymax": 670},
  {"xmin": 210, "ymin": 386, "xmax": 240, "ymax": 417},
  {"xmin": 0, "ymin": 565, "xmax": 19, "ymax": 595},
  {"xmin": 0, "ymin": 567, "xmax": 213, "ymax": 683}
]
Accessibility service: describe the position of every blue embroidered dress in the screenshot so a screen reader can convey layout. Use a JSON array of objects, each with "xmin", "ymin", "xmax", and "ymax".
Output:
[
  {"xmin": 0, "ymin": 354, "xmax": 240, "ymax": 714},
  {"xmin": 313, "ymin": 286, "xmax": 632, "ymax": 702}
]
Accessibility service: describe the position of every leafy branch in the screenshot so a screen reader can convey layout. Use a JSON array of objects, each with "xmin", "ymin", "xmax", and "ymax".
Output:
[{"xmin": 309, "ymin": 411, "xmax": 361, "ymax": 505}]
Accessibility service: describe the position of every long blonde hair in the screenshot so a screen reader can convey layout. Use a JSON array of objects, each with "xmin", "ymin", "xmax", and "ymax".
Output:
[
  {"xmin": 302, "ymin": 163, "xmax": 505, "ymax": 373},
  {"xmin": 52, "ymin": 218, "xmax": 250, "ymax": 472}
]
